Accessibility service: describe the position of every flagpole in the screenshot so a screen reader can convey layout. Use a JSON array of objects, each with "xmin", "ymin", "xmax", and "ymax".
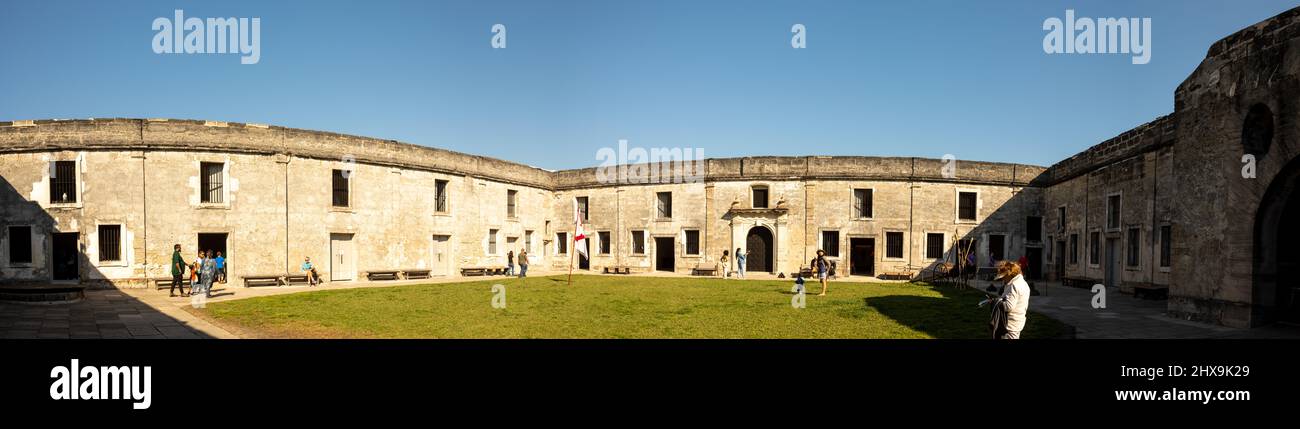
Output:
[{"xmin": 568, "ymin": 231, "xmax": 575, "ymax": 285}]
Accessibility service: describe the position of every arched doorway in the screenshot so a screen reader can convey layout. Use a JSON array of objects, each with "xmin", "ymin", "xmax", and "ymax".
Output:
[
  {"xmin": 746, "ymin": 226, "xmax": 773, "ymax": 273},
  {"xmin": 1255, "ymin": 156, "xmax": 1300, "ymax": 325}
]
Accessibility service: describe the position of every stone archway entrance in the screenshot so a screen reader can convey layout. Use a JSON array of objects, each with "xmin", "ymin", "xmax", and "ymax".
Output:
[
  {"xmin": 1255, "ymin": 156, "xmax": 1300, "ymax": 325},
  {"xmin": 746, "ymin": 226, "xmax": 774, "ymax": 273}
]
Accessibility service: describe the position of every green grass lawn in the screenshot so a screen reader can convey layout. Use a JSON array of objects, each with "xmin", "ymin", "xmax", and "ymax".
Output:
[{"xmin": 195, "ymin": 275, "xmax": 1067, "ymax": 339}]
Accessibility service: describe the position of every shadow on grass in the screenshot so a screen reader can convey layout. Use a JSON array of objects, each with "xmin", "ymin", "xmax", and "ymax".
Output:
[{"xmin": 865, "ymin": 283, "xmax": 1069, "ymax": 339}]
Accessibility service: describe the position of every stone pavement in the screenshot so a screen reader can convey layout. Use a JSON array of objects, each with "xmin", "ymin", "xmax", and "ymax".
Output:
[
  {"xmin": 1026, "ymin": 281, "xmax": 1300, "ymax": 339},
  {"xmin": 0, "ymin": 287, "xmax": 235, "ymax": 339}
]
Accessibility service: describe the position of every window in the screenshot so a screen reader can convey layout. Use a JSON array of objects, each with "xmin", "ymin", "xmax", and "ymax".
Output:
[
  {"xmin": 926, "ymin": 233, "xmax": 945, "ymax": 259},
  {"xmin": 958, "ymin": 192, "xmax": 977, "ymax": 221},
  {"xmin": 1126, "ymin": 227, "xmax": 1140, "ymax": 267},
  {"xmin": 556, "ymin": 232, "xmax": 568, "ymax": 254},
  {"xmin": 525, "ymin": 230, "xmax": 533, "ymax": 253},
  {"xmin": 684, "ymin": 230, "xmax": 700, "ymax": 255},
  {"xmin": 98, "ymin": 225, "xmax": 121, "ymax": 262},
  {"xmin": 435, "ymin": 180, "xmax": 449, "ymax": 213},
  {"xmin": 1057, "ymin": 206, "xmax": 1066, "ymax": 231},
  {"xmin": 1069, "ymin": 234, "xmax": 1079, "ymax": 264},
  {"xmin": 988, "ymin": 234, "xmax": 1005, "ymax": 262},
  {"xmin": 1159, "ymin": 225, "xmax": 1171, "ymax": 268},
  {"xmin": 853, "ymin": 189, "xmax": 872, "ymax": 219},
  {"xmin": 821, "ymin": 231, "xmax": 840, "ymax": 257},
  {"xmin": 631, "ymin": 231, "xmax": 646, "ymax": 254},
  {"xmin": 7, "ymin": 226, "xmax": 32, "ymax": 264},
  {"xmin": 1026, "ymin": 216, "xmax": 1042, "ymax": 242},
  {"xmin": 1107, "ymin": 194, "xmax": 1121, "ymax": 230},
  {"xmin": 488, "ymin": 229, "xmax": 498, "ymax": 255},
  {"xmin": 656, "ymin": 192, "xmax": 672, "ymax": 219},
  {"xmin": 752, "ymin": 187, "xmax": 769, "ymax": 209},
  {"xmin": 50, "ymin": 160, "xmax": 77, "ymax": 204},
  {"xmin": 886, "ymin": 231, "xmax": 904, "ymax": 259},
  {"xmin": 599, "ymin": 231, "xmax": 611, "ymax": 255},
  {"xmin": 1089, "ymin": 231, "xmax": 1100, "ymax": 265},
  {"xmin": 331, "ymin": 169, "xmax": 349, "ymax": 207},
  {"xmin": 200, "ymin": 162, "xmax": 224, "ymax": 204},
  {"xmin": 576, "ymin": 197, "xmax": 589, "ymax": 221},
  {"xmin": 507, "ymin": 190, "xmax": 518, "ymax": 218}
]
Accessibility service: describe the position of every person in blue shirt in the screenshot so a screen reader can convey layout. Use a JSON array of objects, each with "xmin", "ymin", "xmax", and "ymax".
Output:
[
  {"xmin": 735, "ymin": 247, "xmax": 748, "ymax": 279},
  {"xmin": 215, "ymin": 251, "xmax": 226, "ymax": 284},
  {"xmin": 302, "ymin": 256, "xmax": 320, "ymax": 286}
]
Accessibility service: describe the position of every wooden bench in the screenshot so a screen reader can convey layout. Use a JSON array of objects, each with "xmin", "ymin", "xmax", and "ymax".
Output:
[
  {"xmin": 691, "ymin": 265, "xmax": 718, "ymax": 276},
  {"xmin": 365, "ymin": 270, "xmax": 401, "ymax": 281},
  {"xmin": 1061, "ymin": 276, "xmax": 1093, "ymax": 288},
  {"xmin": 603, "ymin": 266, "xmax": 632, "ymax": 275},
  {"xmin": 152, "ymin": 278, "xmax": 175, "ymax": 289},
  {"xmin": 879, "ymin": 271, "xmax": 914, "ymax": 280},
  {"xmin": 1133, "ymin": 284, "xmax": 1169, "ymax": 300},
  {"xmin": 461, "ymin": 267, "xmax": 488, "ymax": 277},
  {"xmin": 401, "ymin": 269, "xmax": 432, "ymax": 280},
  {"xmin": 283, "ymin": 274, "xmax": 313, "ymax": 286},
  {"xmin": 243, "ymin": 275, "xmax": 282, "ymax": 288}
]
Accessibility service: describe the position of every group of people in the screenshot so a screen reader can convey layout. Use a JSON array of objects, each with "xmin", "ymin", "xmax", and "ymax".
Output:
[
  {"xmin": 168, "ymin": 244, "xmax": 226, "ymax": 298},
  {"xmin": 505, "ymin": 250, "xmax": 529, "ymax": 278},
  {"xmin": 718, "ymin": 248, "xmax": 750, "ymax": 279}
]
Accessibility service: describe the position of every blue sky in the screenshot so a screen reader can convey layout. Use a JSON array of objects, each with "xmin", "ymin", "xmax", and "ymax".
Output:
[{"xmin": 1, "ymin": 0, "xmax": 1295, "ymax": 170}]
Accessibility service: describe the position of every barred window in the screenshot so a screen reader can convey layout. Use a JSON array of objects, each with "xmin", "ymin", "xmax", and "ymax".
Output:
[
  {"xmin": 958, "ymin": 192, "xmax": 977, "ymax": 221},
  {"xmin": 656, "ymin": 192, "xmax": 672, "ymax": 219},
  {"xmin": 435, "ymin": 180, "xmax": 449, "ymax": 213},
  {"xmin": 1127, "ymin": 227, "xmax": 1140, "ymax": 267},
  {"xmin": 631, "ymin": 231, "xmax": 646, "ymax": 254},
  {"xmin": 50, "ymin": 161, "xmax": 77, "ymax": 204},
  {"xmin": 886, "ymin": 231, "xmax": 904, "ymax": 259},
  {"xmin": 684, "ymin": 230, "xmax": 700, "ymax": 255},
  {"xmin": 331, "ymin": 169, "xmax": 350, "ymax": 207},
  {"xmin": 98, "ymin": 225, "xmax": 121, "ymax": 262},
  {"xmin": 556, "ymin": 232, "xmax": 568, "ymax": 254},
  {"xmin": 752, "ymin": 187, "xmax": 768, "ymax": 209},
  {"xmin": 853, "ymin": 189, "xmax": 872, "ymax": 219},
  {"xmin": 599, "ymin": 231, "xmax": 611, "ymax": 254},
  {"xmin": 200, "ymin": 162, "xmax": 224, "ymax": 204},
  {"xmin": 1089, "ymin": 231, "xmax": 1100, "ymax": 265},
  {"xmin": 1107, "ymin": 195, "xmax": 1121, "ymax": 230},
  {"xmin": 1159, "ymin": 225, "xmax": 1171, "ymax": 268},
  {"xmin": 821, "ymin": 231, "xmax": 840, "ymax": 257},
  {"xmin": 8, "ymin": 226, "xmax": 32, "ymax": 264},
  {"xmin": 576, "ymin": 197, "xmax": 589, "ymax": 221},
  {"xmin": 1069, "ymin": 234, "xmax": 1079, "ymax": 264},
  {"xmin": 926, "ymin": 233, "xmax": 944, "ymax": 259},
  {"xmin": 507, "ymin": 190, "xmax": 518, "ymax": 218}
]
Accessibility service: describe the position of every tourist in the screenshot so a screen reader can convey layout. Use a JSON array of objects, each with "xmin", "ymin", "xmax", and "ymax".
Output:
[
  {"xmin": 215, "ymin": 251, "xmax": 226, "ymax": 284},
  {"xmin": 191, "ymin": 251, "xmax": 204, "ymax": 290},
  {"xmin": 302, "ymin": 256, "xmax": 320, "ymax": 286},
  {"xmin": 719, "ymin": 250, "xmax": 730, "ymax": 278},
  {"xmin": 989, "ymin": 260, "xmax": 1031, "ymax": 339},
  {"xmin": 169, "ymin": 244, "xmax": 188, "ymax": 297},
  {"xmin": 199, "ymin": 250, "xmax": 217, "ymax": 298},
  {"xmin": 813, "ymin": 250, "xmax": 830, "ymax": 296},
  {"xmin": 735, "ymin": 248, "xmax": 747, "ymax": 279},
  {"xmin": 517, "ymin": 250, "xmax": 529, "ymax": 278},
  {"xmin": 506, "ymin": 250, "xmax": 515, "ymax": 276}
]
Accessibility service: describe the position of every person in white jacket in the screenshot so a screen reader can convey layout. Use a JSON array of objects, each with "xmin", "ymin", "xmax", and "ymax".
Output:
[{"xmin": 992, "ymin": 261, "xmax": 1031, "ymax": 339}]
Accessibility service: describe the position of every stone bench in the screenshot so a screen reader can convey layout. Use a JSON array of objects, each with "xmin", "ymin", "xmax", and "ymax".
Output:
[
  {"xmin": 1061, "ymin": 276, "xmax": 1093, "ymax": 288},
  {"xmin": 879, "ymin": 271, "xmax": 913, "ymax": 280},
  {"xmin": 691, "ymin": 265, "xmax": 717, "ymax": 276},
  {"xmin": 603, "ymin": 266, "xmax": 632, "ymax": 275}
]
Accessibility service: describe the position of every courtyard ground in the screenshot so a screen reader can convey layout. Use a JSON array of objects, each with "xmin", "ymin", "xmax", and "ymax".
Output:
[{"xmin": 188, "ymin": 275, "xmax": 1067, "ymax": 339}]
